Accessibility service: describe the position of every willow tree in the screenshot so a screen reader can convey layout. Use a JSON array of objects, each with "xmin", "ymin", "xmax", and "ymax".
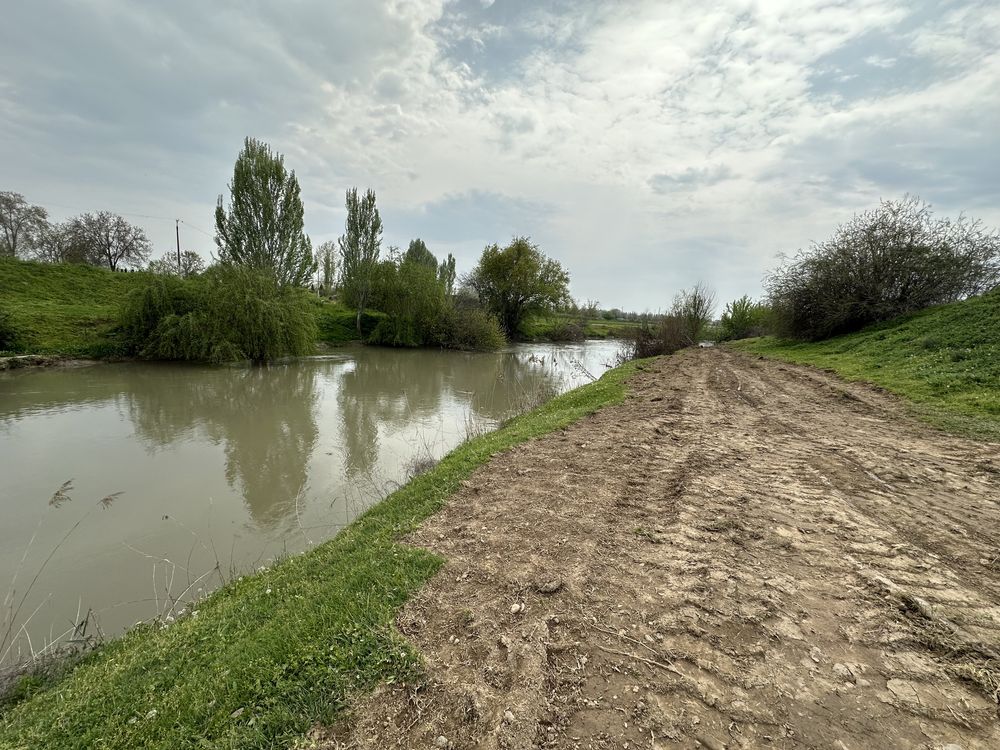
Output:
[
  {"xmin": 214, "ymin": 138, "xmax": 315, "ymax": 287},
  {"xmin": 339, "ymin": 188, "xmax": 382, "ymax": 334}
]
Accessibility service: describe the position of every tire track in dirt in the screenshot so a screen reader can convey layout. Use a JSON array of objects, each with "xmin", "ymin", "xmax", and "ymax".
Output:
[{"xmin": 311, "ymin": 348, "xmax": 1000, "ymax": 750}]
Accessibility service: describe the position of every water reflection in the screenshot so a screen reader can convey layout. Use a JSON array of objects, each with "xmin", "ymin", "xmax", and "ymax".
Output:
[{"xmin": 0, "ymin": 341, "xmax": 620, "ymax": 652}]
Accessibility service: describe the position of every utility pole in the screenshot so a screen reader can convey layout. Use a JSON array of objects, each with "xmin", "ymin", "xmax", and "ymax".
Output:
[{"xmin": 175, "ymin": 219, "xmax": 181, "ymax": 269}]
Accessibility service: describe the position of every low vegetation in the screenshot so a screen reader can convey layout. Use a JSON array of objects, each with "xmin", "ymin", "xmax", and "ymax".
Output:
[
  {"xmin": 0, "ymin": 358, "xmax": 643, "ymax": 750},
  {"xmin": 119, "ymin": 265, "xmax": 317, "ymax": 363},
  {"xmin": 766, "ymin": 196, "xmax": 1000, "ymax": 341},
  {"xmin": 732, "ymin": 288, "xmax": 1000, "ymax": 439}
]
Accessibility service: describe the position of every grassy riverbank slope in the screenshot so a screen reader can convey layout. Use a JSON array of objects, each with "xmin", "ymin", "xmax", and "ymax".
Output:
[
  {"xmin": 731, "ymin": 288, "xmax": 1000, "ymax": 440},
  {"xmin": 0, "ymin": 258, "xmax": 151, "ymax": 357},
  {"xmin": 0, "ymin": 358, "xmax": 642, "ymax": 750},
  {"xmin": 0, "ymin": 258, "xmax": 370, "ymax": 357}
]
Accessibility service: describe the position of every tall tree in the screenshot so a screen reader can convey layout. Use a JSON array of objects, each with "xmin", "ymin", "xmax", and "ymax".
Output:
[
  {"xmin": 404, "ymin": 238, "xmax": 437, "ymax": 270},
  {"xmin": 317, "ymin": 240, "xmax": 337, "ymax": 293},
  {"xmin": 214, "ymin": 137, "xmax": 315, "ymax": 287},
  {"xmin": 338, "ymin": 188, "xmax": 383, "ymax": 334},
  {"xmin": 438, "ymin": 252, "xmax": 457, "ymax": 297},
  {"xmin": 0, "ymin": 191, "xmax": 49, "ymax": 258},
  {"xmin": 69, "ymin": 211, "xmax": 152, "ymax": 270},
  {"xmin": 466, "ymin": 237, "xmax": 570, "ymax": 337}
]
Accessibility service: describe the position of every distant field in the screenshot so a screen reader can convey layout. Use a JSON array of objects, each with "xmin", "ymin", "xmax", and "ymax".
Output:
[
  {"xmin": 521, "ymin": 312, "xmax": 640, "ymax": 341},
  {"xmin": 731, "ymin": 288, "xmax": 1000, "ymax": 439}
]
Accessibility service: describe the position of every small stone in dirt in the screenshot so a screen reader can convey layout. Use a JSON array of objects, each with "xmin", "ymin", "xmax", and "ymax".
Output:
[
  {"xmin": 510, "ymin": 602, "xmax": 525, "ymax": 614},
  {"xmin": 832, "ymin": 663, "xmax": 855, "ymax": 683},
  {"xmin": 536, "ymin": 579, "xmax": 564, "ymax": 594},
  {"xmin": 809, "ymin": 646, "xmax": 822, "ymax": 663},
  {"xmin": 434, "ymin": 736, "xmax": 449, "ymax": 748},
  {"xmin": 504, "ymin": 709, "xmax": 515, "ymax": 723}
]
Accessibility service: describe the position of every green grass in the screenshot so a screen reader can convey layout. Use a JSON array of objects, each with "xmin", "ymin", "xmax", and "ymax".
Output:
[
  {"xmin": 311, "ymin": 299, "xmax": 385, "ymax": 347},
  {"xmin": 0, "ymin": 357, "xmax": 643, "ymax": 750},
  {"xmin": 0, "ymin": 258, "xmax": 151, "ymax": 357},
  {"xmin": 0, "ymin": 259, "xmax": 372, "ymax": 357},
  {"xmin": 731, "ymin": 289, "xmax": 1000, "ymax": 440},
  {"xmin": 521, "ymin": 312, "xmax": 640, "ymax": 341}
]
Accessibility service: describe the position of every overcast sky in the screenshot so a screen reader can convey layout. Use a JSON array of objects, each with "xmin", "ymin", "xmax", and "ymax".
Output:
[{"xmin": 2, "ymin": 0, "xmax": 998, "ymax": 310}]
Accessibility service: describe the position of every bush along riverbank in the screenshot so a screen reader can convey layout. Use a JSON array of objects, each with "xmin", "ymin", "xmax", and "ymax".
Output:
[
  {"xmin": 0, "ymin": 358, "xmax": 644, "ymax": 750},
  {"xmin": 730, "ymin": 287, "xmax": 1000, "ymax": 440}
]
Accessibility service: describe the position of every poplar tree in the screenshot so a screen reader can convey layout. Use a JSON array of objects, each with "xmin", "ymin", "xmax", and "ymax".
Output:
[
  {"xmin": 338, "ymin": 188, "xmax": 382, "ymax": 334},
  {"xmin": 214, "ymin": 137, "xmax": 315, "ymax": 287}
]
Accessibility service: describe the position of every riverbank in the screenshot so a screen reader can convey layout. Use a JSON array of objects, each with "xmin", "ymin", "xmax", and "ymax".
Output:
[
  {"xmin": 1, "ymin": 258, "xmax": 624, "ymax": 360},
  {"xmin": 0, "ymin": 356, "xmax": 643, "ymax": 749},
  {"xmin": 730, "ymin": 287, "xmax": 1000, "ymax": 440},
  {"xmin": 313, "ymin": 348, "xmax": 1000, "ymax": 749}
]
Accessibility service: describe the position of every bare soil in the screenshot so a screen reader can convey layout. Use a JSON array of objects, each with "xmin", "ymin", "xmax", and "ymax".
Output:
[{"xmin": 313, "ymin": 348, "xmax": 1000, "ymax": 749}]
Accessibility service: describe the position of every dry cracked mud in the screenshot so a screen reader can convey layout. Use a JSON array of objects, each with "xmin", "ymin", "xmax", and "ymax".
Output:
[{"xmin": 312, "ymin": 348, "xmax": 1000, "ymax": 750}]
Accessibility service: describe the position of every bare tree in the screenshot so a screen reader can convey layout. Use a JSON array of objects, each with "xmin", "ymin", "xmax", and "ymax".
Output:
[
  {"xmin": 673, "ymin": 282, "xmax": 716, "ymax": 345},
  {"xmin": 69, "ymin": 212, "xmax": 152, "ymax": 270},
  {"xmin": 148, "ymin": 250, "xmax": 206, "ymax": 277},
  {"xmin": 33, "ymin": 221, "xmax": 93, "ymax": 264},
  {"xmin": 0, "ymin": 191, "xmax": 49, "ymax": 258}
]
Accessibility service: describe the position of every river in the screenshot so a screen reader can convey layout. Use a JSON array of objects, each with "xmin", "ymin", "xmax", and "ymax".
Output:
[{"xmin": 0, "ymin": 340, "xmax": 619, "ymax": 664}]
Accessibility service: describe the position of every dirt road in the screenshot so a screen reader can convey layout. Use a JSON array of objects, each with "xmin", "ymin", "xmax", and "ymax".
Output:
[{"xmin": 317, "ymin": 348, "xmax": 1000, "ymax": 749}]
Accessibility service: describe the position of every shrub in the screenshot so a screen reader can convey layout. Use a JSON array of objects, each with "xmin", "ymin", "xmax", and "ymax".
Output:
[
  {"xmin": 719, "ymin": 295, "xmax": 768, "ymax": 341},
  {"xmin": 616, "ymin": 315, "xmax": 687, "ymax": 363},
  {"xmin": 673, "ymin": 283, "xmax": 716, "ymax": 345},
  {"xmin": 119, "ymin": 266, "xmax": 317, "ymax": 363},
  {"xmin": 545, "ymin": 319, "xmax": 586, "ymax": 342},
  {"xmin": 766, "ymin": 196, "xmax": 1000, "ymax": 340},
  {"xmin": 434, "ymin": 305, "xmax": 506, "ymax": 351}
]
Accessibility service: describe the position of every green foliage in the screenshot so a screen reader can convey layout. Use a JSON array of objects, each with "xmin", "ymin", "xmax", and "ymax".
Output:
[
  {"xmin": 0, "ymin": 257, "xmax": 150, "ymax": 357},
  {"xmin": 719, "ymin": 295, "xmax": 767, "ymax": 341},
  {"xmin": 403, "ymin": 239, "xmax": 436, "ymax": 270},
  {"xmin": 434, "ymin": 305, "xmax": 506, "ymax": 351},
  {"xmin": 732, "ymin": 288, "xmax": 1000, "ymax": 439},
  {"xmin": 215, "ymin": 138, "xmax": 316, "ymax": 288},
  {"xmin": 467, "ymin": 237, "xmax": 571, "ymax": 337},
  {"xmin": 119, "ymin": 265, "xmax": 317, "ymax": 363},
  {"xmin": 437, "ymin": 253, "xmax": 456, "ymax": 297},
  {"xmin": 317, "ymin": 240, "xmax": 336, "ymax": 293},
  {"xmin": 312, "ymin": 300, "xmax": 383, "ymax": 345},
  {"xmin": 339, "ymin": 188, "xmax": 383, "ymax": 333},
  {"xmin": 0, "ymin": 359, "xmax": 643, "ymax": 750},
  {"xmin": 366, "ymin": 256, "xmax": 446, "ymax": 347},
  {"xmin": 766, "ymin": 196, "xmax": 1000, "ymax": 341}
]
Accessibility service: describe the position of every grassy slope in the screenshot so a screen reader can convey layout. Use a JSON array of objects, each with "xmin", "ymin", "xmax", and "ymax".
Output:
[
  {"xmin": 0, "ymin": 359, "xmax": 643, "ymax": 750},
  {"xmin": 0, "ymin": 259, "xmax": 364, "ymax": 356},
  {"xmin": 731, "ymin": 289, "xmax": 1000, "ymax": 440},
  {"xmin": 0, "ymin": 258, "xmax": 151, "ymax": 357}
]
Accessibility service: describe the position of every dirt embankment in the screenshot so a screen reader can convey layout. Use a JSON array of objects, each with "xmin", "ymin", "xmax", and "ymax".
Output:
[{"xmin": 314, "ymin": 348, "xmax": 1000, "ymax": 749}]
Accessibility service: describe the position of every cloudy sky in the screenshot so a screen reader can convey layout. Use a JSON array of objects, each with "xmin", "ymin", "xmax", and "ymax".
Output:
[{"xmin": 2, "ymin": 0, "xmax": 998, "ymax": 310}]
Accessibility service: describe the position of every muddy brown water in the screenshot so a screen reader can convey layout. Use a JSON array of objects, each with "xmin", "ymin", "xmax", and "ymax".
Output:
[{"xmin": 0, "ymin": 341, "xmax": 619, "ymax": 664}]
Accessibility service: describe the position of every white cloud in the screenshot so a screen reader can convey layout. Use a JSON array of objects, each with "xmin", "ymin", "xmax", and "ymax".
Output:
[{"xmin": 1, "ymin": 0, "xmax": 997, "ymax": 308}]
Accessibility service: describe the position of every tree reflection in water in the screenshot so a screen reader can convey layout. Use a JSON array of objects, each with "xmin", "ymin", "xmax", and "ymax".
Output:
[{"xmin": 125, "ymin": 363, "xmax": 320, "ymax": 527}]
